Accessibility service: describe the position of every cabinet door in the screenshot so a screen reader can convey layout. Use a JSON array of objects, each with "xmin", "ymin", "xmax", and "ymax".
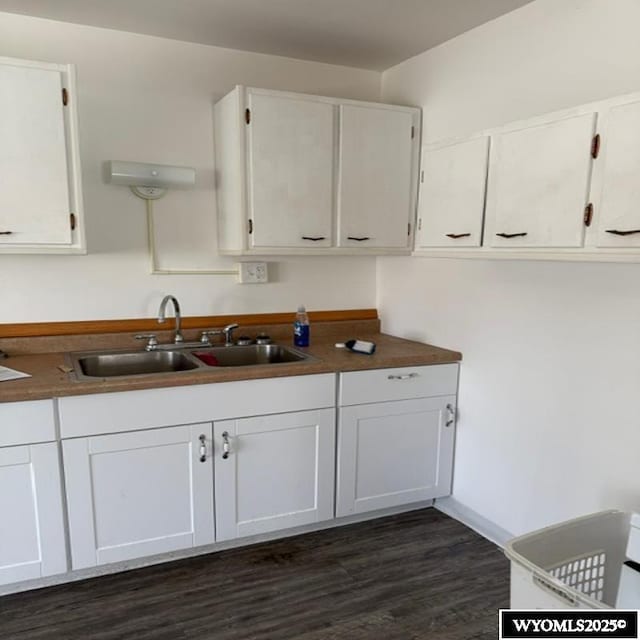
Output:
[
  {"xmin": 0, "ymin": 61, "xmax": 72, "ymax": 245},
  {"xmin": 63, "ymin": 424, "xmax": 214, "ymax": 570},
  {"xmin": 485, "ymin": 113, "xmax": 596, "ymax": 248},
  {"xmin": 246, "ymin": 90, "xmax": 334, "ymax": 248},
  {"xmin": 336, "ymin": 396, "xmax": 456, "ymax": 517},
  {"xmin": 595, "ymin": 100, "xmax": 640, "ymax": 247},
  {"xmin": 416, "ymin": 137, "xmax": 489, "ymax": 248},
  {"xmin": 0, "ymin": 443, "xmax": 67, "ymax": 585},
  {"xmin": 337, "ymin": 104, "xmax": 416, "ymax": 248},
  {"xmin": 214, "ymin": 409, "xmax": 335, "ymax": 541}
]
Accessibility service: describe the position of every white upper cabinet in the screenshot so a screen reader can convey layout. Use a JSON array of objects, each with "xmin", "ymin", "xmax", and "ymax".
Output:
[
  {"xmin": 0, "ymin": 56, "xmax": 84, "ymax": 254},
  {"xmin": 416, "ymin": 136, "xmax": 489, "ymax": 248},
  {"xmin": 247, "ymin": 91, "xmax": 334, "ymax": 248},
  {"xmin": 485, "ymin": 113, "xmax": 596, "ymax": 248},
  {"xmin": 593, "ymin": 100, "xmax": 640, "ymax": 247},
  {"xmin": 214, "ymin": 86, "xmax": 420, "ymax": 255},
  {"xmin": 337, "ymin": 104, "xmax": 417, "ymax": 249}
]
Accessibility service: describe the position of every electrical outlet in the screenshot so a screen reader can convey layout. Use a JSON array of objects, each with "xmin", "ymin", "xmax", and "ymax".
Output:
[{"xmin": 238, "ymin": 262, "xmax": 268, "ymax": 284}]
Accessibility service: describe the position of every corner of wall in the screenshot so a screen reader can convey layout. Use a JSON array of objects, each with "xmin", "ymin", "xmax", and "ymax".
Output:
[{"xmin": 435, "ymin": 497, "xmax": 514, "ymax": 547}]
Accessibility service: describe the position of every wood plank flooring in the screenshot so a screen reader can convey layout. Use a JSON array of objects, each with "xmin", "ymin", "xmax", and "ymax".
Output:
[{"xmin": 0, "ymin": 508, "xmax": 509, "ymax": 640}]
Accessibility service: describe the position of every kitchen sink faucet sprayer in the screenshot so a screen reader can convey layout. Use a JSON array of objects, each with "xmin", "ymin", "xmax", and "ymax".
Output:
[{"xmin": 158, "ymin": 295, "xmax": 183, "ymax": 344}]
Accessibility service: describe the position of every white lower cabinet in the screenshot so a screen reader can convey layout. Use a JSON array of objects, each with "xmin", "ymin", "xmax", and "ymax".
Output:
[
  {"xmin": 214, "ymin": 408, "xmax": 336, "ymax": 541},
  {"xmin": 336, "ymin": 396, "xmax": 456, "ymax": 517},
  {"xmin": 336, "ymin": 365, "xmax": 459, "ymax": 518},
  {"xmin": 0, "ymin": 400, "xmax": 67, "ymax": 586},
  {"xmin": 2, "ymin": 367, "xmax": 460, "ymax": 588},
  {"xmin": 0, "ymin": 443, "xmax": 67, "ymax": 585},
  {"xmin": 62, "ymin": 423, "xmax": 215, "ymax": 570},
  {"xmin": 56, "ymin": 375, "xmax": 335, "ymax": 572}
]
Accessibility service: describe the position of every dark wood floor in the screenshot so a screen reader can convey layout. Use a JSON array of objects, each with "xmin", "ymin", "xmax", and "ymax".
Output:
[{"xmin": 0, "ymin": 508, "xmax": 509, "ymax": 640}]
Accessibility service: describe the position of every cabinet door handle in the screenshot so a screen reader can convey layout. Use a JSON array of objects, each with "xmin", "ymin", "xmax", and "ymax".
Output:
[
  {"xmin": 387, "ymin": 373, "xmax": 419, "ymax": 380},
  {"xmin": 347, "ymin": 236, "xmax": 370, "ymax": 241},
  {"xmin": 222, "ymin": 431, "xmax": 230, "ymax": 459},
  {"xmin": 496, "ymin": 232, "xmax": 527, "ymax": 238},
  {"xmin": 605, "ymin": 229, "xmax": 640, "ymax": 236},
  {"xmin": 0, "ymin": 231, "xmax": 13, "ymax": 235},
  {"xmin": 445, "ymin": 403, "xmax": 455, "ymax": 427},
  {"xmin": 301, "ymin": 236, "xmax": 326, "ymax": 241},
  {"xmin": 199, "ymin": 434, "xmax": 207, "ymax": 462},
  {"xmin": 446, "ymin": 233, "xmax": 471, "ymax": 239}
]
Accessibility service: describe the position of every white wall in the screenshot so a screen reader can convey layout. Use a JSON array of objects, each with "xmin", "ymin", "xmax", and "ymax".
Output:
[
  {"xmin": 0, "ymin": 12, "xmax": 380, "ymax": 322},
  {"xmin": 379, "ymin": 0, "xmax": 640, "ymax": 536}
]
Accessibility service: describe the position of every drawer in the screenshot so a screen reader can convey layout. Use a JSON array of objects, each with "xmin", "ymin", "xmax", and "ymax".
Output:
[
  {"xmin": 339, "ymin": 364, "xmax": 458, "ymax": 406},
  {"xmin": 0, "ymin": 399, "xmax": 56, "ymax": 446}
]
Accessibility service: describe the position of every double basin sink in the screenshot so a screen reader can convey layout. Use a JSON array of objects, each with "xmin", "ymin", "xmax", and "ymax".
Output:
[{"xmin": 68, "ymin": 344, "xmax": 313, "ymax": 382}]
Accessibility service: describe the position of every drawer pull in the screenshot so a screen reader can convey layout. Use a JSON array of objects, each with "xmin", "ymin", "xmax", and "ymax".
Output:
[
  {"xmin": 347, "ymin": 236, "xmax": 370, "ymax": 241},
  {"xmin": 496, "ymin": 232, "xmax": 527, "ymax": 238},
  {"xmin": 605, "ymin": 229, "xmax": 640, "ymax": 236},
  {"xmin": 222, "ymin": 431, "xmax": 230, "ymax": 459},
  {"xmin": 199, "ymin": 434, "xmax": 207, "ymax": 462},
  {"xmin": 387, "ymin": 373, "xmax": 419, "ymax": 380},
  {"xmin": 0, "ymin": 231, "xmax": 13, "ymax": 235},
  {"xmin": 445, "ymin": 403, "xmax": 455, "ymax": 427},
  {"xmin": 446, "ymin": 233, "xmax": 471, "ymax": 239},
  {"xmin": 301, "ymin": 236, "xmax": 326, "ymax": 241}
]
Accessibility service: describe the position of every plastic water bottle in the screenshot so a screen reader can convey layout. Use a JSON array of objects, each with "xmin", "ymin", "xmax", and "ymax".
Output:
[{"xmin": 293, "ymin": 305, "xmax": 310, "ymax": 347}]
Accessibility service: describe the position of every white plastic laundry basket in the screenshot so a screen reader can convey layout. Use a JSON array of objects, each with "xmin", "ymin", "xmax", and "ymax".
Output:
[{"xmin": 504, "ymin": 510, "xmax": 632, "ymax": 609}]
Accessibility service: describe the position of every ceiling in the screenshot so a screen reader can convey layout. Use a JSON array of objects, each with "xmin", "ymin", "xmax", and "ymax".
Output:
[{"xmin": 0, "ymin": 0, "xmax": 532, "ymax": 71}]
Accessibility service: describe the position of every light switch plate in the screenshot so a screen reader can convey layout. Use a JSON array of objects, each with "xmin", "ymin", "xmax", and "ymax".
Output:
[{"xmin": 237, "ymin": 262, "xmax": 268, "ymax": 284}]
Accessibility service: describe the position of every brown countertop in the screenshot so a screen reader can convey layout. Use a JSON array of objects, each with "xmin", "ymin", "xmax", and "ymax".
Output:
[{"xmin": 0, "ymin": 333, "xmax": 461, "ymax": 403}]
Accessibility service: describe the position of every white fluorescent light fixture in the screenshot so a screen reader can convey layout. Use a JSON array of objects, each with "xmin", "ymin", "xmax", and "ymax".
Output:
[{"xmin": 107, "ymin": 160, "xmax": 196, "ymax": 199}]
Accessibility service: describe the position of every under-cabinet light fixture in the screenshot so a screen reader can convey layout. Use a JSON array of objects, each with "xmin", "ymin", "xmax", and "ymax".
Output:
[{"xmin": 107, "ymin": 160, "xmax": 196, "ymax": 199}]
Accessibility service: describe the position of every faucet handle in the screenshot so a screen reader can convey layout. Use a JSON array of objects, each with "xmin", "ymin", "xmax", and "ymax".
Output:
[
  {"xmin": 200, "ymin": 329, "xmax": 222, "ymax": 344},
  {"xmin": 135, "ymin": 334, "xmax": 158, "ymax": 351}
]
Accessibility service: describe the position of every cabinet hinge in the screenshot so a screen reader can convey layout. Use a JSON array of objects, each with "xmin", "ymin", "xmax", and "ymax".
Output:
[
  {"xmin": 70, "ymin": 213, "xmax": 76, "ymax": 230},
  {"xmin": 421, "ymin": 170, "xmax": 424, "ymax": 183},
  {"xmin": 418, "ymin": 218, "xmax": 422, "ymax": 231},
  {"xmin": 408, "ymin": 222, "xmax": 411, "ymax": 236},
  {"xmin": 248, "ymin": 218, "xmax": 253, "ymax": 234},
  {"xmin": 591, "ymin": 133, "xmax": 600, "ymax": 159},
  {"xmin": 62, "ymin": 88, "xmax": 69, "ymax": 106},
  {"xmin": 245, "ymin": 108, "xmax": 251, "ymax": 124},
  {"xmin": 411, "ymin": 125, "xmax": 415, "ymax": 139},
  {"xmin": 583, "ymin": 203, "xmax": 594, "ymax": 227}
]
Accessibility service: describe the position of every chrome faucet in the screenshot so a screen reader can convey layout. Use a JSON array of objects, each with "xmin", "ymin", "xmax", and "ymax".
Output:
[
  {"xmin": 157, "ymin": 295, "xmax": 183, "ymax": 344},
  {"xmin": 222, "ymin": 323, "xmax": 239, "ymax": 347}
]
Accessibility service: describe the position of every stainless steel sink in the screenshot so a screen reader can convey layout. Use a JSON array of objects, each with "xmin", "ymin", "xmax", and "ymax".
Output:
[
  {"xmin": 67, "ymin": 344, "xmax": 314, "ymax": 381},
  {"xmin": 70, "ymin": 350, "xmax": 201, "ymax": 380},
  {"xmin": 190, "ymin": 344, "xmax": 311, "ymax": 367}
]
